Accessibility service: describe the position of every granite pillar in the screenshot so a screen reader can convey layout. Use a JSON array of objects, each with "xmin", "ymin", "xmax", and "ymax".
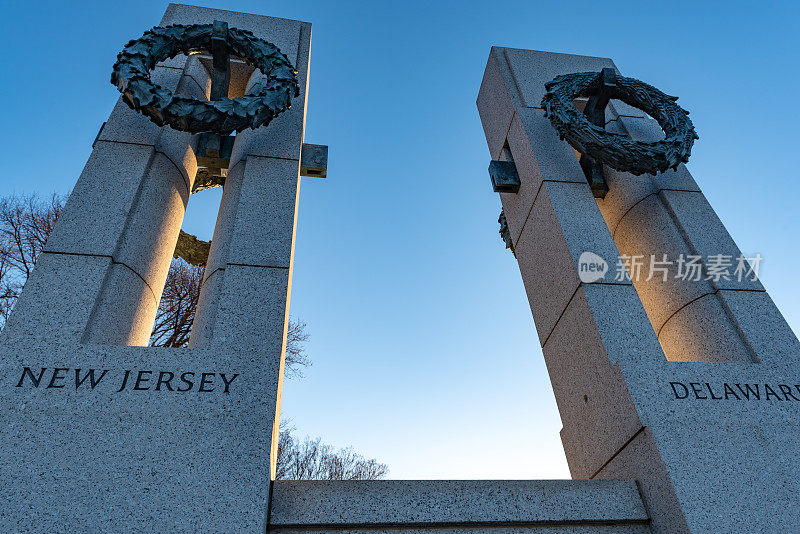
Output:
[
  {"xmin": 478, "ymin": 47, "xmax": 800, "ymax": 533},
  {"xmin": 0, "ymin": 5, "xmax": 312, "ymax": 532}
]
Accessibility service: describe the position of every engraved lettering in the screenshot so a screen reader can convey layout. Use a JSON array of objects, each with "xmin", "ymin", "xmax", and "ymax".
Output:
[
  {"xmin": 690, "ymin": 382, "xmax": 707, "ymax": 399},
  {"xmin": 178, "ymin": 372, "xmax": 195, "ymax": 392},
  {"xmin": 220, "ymin": 373, "xmax": 239, "ymax": 393},
  {"xmin": 15, "ymin": 367, "xmax": 46, "ymax": 388},
  {"xmin": 133, "ymin": 370, "xmax": 152, "ymax": 391},
  {"xmin": 75, "ymin": 369, "xmax": 108, "ymax": 389},
  {"xmin": 670, "ymin": 381, "xmax": 689, "ymax": 399},
  {"xmin": 155, "ymin": 371, "xmax": 174, "ymax": 391},
  {"xmin": 47, "ymin": 368, "xmax": 68, "ymax": 388}
]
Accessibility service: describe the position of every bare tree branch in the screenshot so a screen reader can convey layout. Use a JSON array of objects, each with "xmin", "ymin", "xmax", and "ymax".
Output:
[
  {"xmin": 276, "ymin": 422, "xmax": 388, "ymax": 481},
  {"xmin": 285, "ymin": 318, "xmax": 311, "ymax": 378},
  {"xmin": 0, "ymin": 194, "xmax": 63, "ymax": 330},
  {"xmin": 148, "ymin": 259, "xmax": 203, "ymax": 348}
]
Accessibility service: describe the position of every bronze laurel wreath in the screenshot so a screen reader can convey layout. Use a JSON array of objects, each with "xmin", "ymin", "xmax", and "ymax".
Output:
[
  {"xmin": 111, "ymin": 24, "xmax": 299, "ymax": 134},
  {"xmin": 541, "ymin": 72, "xmax": 698, "ymax": 175}
]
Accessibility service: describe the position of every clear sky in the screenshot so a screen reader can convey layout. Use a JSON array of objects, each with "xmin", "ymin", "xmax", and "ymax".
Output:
[{"xmin": 2, "ymin": 0, "xmax": 800, "ymax": 479}]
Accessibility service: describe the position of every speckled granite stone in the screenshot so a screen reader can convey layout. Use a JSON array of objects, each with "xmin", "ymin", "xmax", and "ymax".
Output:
[
  {"xmin": 269, "ymin": 480, "xmax": 650, "ymax": 533},
  {"xmin": 478, "ymin": 47, "xmax": 800, "ymax": 533},
  {"xmin": 0, "ymin": 5, "xmax": 311, "ymax": 532}
]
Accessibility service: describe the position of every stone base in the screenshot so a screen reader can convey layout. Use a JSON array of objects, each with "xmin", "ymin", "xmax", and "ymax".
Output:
[{"xmin": 0, "ymin": 341, "xmax": 279, "ymax": 533}]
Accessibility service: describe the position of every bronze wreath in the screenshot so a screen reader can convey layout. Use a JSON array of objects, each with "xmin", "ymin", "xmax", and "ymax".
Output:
[
  {"xmin": 111, "ymin": 24, "xmax": 299, "ymax": 134},
  {"xmin": 541, "ymin": 72, "xmax": 698, "ymax": 176}
]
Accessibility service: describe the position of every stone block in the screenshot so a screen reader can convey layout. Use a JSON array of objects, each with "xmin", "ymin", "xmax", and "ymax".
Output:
[
  {"xmin": 580, "ymin": 282, "xmax": 666, "ymax": 370},
  {"xmin": 81, "ymin": 262, "xmax": 160, "ymax": 346},
  {"xmin": 660, "ymin": 189, "xmax": 763, "ymax": 291},
  {"xmin": 614, "ymin": 114, "xmax": 663, "ymax": 142},
  {"xmin": 43, "ymin": 141, "xmax": 154, "ymax": 257},
  {"xmin": 227, "ymin": 24, "xmax": 310, "ymax": 165},
  {"xmin": 110, "ymin": 152, "xmax": 190, "ymax": 292},
  {"xmin": 207, "ymin": 264, "xmax": 290, "ymax": 353},
  {"xmin": 502, "ymin": 48, "xmax": 617, "ymax": 108},
  {"xmin": 189, "ymin": 266, "xmax": 224, "ymax": 348},
  {"xmin": 153, "ymin": 126, "xmax": 197, "ymax": 189},
  {"xmin": 546, "ymin": 284, "xmax": 654, "ymax": 479},
  {"xmin": 230, "ymin": 103, "xmax": 305, "ymax": 163},
  {"xmin": 656, "ymin": 292, "xmax": 754, "ymax": 363},
  {"xmin": 651, "ymin": 164, "xmax": 701, "ymax": 192},
  {"xmin": 0, "ymin": 342, "xmax": 275, "ymax": 532},
  {"xmin": 718, "ymin": 289, "xmax": 800, "ymax": 366},
  {"xmin": 181, "ymin": 55, "xmax": 211, "ymax": 100},
  {"xmin": 476, "ymin": 49, "xmax": 517, "ymax": 159},
  {"xmin": 95, "ymin": 98, "xmax": 165, "ymax": 146},
  {"xmin": 596, "ymin": 166, "xmax": 659, "ymax": 237},
  {"xmin": 203, "ymin": 161, "xmax": 245, "ymax": 274},
  {"xmin": 160, "ymin": 4, "xmax": 306, "ymax": 65},
  {"xmin": 98, "ymin": 66, "xmax": 183, "ymax": 146},
  {"xmin": 667, "ymin": 417, "xmax": 800, "ymax": 534},
  {"xmin": 155, "ymin": 53, "xmax": 190, "ymax": 71},
  {"xmin": 595, "ymin": 427, "xmax": 690, "ymax": 534},
  {"xmin": 496, "ymin": 122, "xmax": 539, "ymax": 245},
  {"xmin": 513, "ymin": 181, "xmax": 625, "ymax": 342},
  {"xmin": 0, "ymin": 253, "xmax": 111, "ymax": 345},
  {"xmin": 177, "ymin": 71, "xmax": 210, "ymax": 103},
  {"xmin": 597, "ymin": 165, "xmax": 700, "ymax": 235},
  {"xmin": 607, "ymin": 99, "xmax": 647, "ymax": 119},
  {"xmin": 225, "ymin": 156, "xmax": 300, "ymax": 269},
  {"xmin": 545, "ymin": 181, "xmax": 625, "ymax": 278},
  {"xmin": 189, "ymin": 153, "xmax": 298, "ymax": 349},
  {"xmin": 515, "ymin": 107, "xmax": 587, "ymax": 183},
  {"xmin": 269, "ymin": 527, "xmax": 650, "ymax": 534},
  {"xmin": 499, "ymin": 109, "xmax": 588, "ymax": 245},
  {"xmin": 613, "ymin": 193, "xmax": 717, "ymax": 332},
  {"xmin": 269, "ymin": 479, "xmax": 649, "ymax": 527}
]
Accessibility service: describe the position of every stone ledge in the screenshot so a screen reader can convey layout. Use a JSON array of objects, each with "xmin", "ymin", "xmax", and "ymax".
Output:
[{"xmin": 269, "ymin": 480, "xmax": 649, "ymax": 530}]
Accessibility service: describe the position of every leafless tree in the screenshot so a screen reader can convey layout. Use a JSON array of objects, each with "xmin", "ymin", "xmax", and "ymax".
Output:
[
  {"xmin": 0, "ymin": 194, "xmax": 62, "ymax": 329},
  {"xmin": 284, "ymin": 318, "xmax": 311, "ymax": 378},
  {"xmin": 276, "ymin": 422, "xmax": 388, "ymax": 480},
  {"xmin": 148, "ymin": 258, "xmax": 203, "ymax": 348}
]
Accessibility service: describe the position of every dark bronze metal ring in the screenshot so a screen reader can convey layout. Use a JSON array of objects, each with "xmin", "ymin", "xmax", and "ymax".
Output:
[
  {"xmin": 541, "ymin": 71, "xmax": 698, "ymax": 176},
  {"xmin": 111, "ymin": 24, "xmax": 299, "ymax": 135}
]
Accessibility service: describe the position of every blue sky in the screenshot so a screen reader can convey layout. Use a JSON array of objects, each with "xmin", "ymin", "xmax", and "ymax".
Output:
[{"xmin": 2, "ymin": 0, "xmax": 800, "ymax": 479}]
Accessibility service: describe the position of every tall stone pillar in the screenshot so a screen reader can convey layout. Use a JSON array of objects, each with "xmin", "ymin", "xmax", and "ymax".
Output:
[
  {"xmin": 0, "ymin": 5, "xmax": 312, "ymax": 532},
  {"xmin": 1, "ymin": 55, "xmax": 207, "ymax": 347},
  {"xmin": 478, "ymin": 47, "xmax": 800, "ymax": 533}
]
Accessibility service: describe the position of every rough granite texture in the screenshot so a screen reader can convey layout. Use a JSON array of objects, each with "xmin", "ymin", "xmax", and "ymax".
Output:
[
  {"xmin": 0, "ymin": 342, "xmax": 277, "ymax": 533},
  {"xmin": 478, "ymin": 47, "xmax": 800, "ymax": 533},
  {"xmin": 0, "ymin": 5, "xmax": 310, "ymax": 532},
  {"xmin": 270, "ymin": 480, "xmax": 650, "ymax": 532}
]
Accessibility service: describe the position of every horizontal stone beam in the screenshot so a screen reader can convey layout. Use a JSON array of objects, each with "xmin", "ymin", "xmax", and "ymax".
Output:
[{"xmin": 269, "ymin": 479, "xmax": 649, "ymax": 532}]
